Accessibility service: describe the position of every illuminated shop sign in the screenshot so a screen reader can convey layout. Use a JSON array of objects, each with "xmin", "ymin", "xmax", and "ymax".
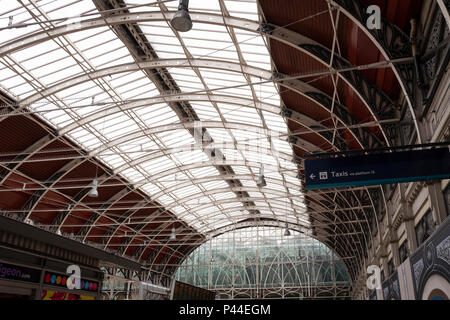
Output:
[
  {"xmin": 41, "ymin": 290, "xmax": 95, "ymax": 300},
  {"xmin": 0, "ymin": 262, "xmax": 41, "ymax": 283},
  {"xmin": 43, "ymin": 271, "xmax": 98, "ymax": 292}
]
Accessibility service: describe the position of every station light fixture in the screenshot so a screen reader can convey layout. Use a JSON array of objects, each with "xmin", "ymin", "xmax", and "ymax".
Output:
[
  {"xmin": 170, "ymin": 226, "xmax": 177, "ymax": 240},
  {"xmin": 257, "ymin": 164, "xmax": 267, "ymax": 187},
  {"xmin": 284, "ymin": 223, "xmax": 291, "ymax": 236},
  {"xmin": 88, "ymin": 177, "xmax": 99, "ymax": 198},
  {"xmin": 170, "ymin": 0, "xmax": 192, "ymax": 32}
]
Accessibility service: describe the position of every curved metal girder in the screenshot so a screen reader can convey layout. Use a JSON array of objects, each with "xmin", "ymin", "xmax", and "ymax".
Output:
[
  {"xmin": 437, "ymin": 0, "xmax": 450, "ymax": 29},
  {"xmin": 5, "ymin": 91, "xmax": 338, "ymax": 229},
  {"xmin": 19, "ymin": 59, "xmax": 271, "ymax": 106},
  {"xmin": 156, "ymin": 205, "xmax": 360, "ymax": 279},
  {"xmin": 64, "ymin": 120, "xmax": 300, "ymax": 159},
  {"xmin": 6, "ymin": 117, "xmax": 370, "ymax": 276},
  {"xmin": 329, "ymin": 0, "xmax": 420, "ymax": 142},
  {"xmin": 1, "ymin": 11, "xmax": 391, "ymax": 145},
  {"xmin": 207, "ymin": 220, "xmax": 310, "ymax": 239},
  {"xmin": 0, "ymin": 7, "xmax": 382, "ymax": 276},
  {"xmin": 136, "ymin": 179, "xmax": 365, "ymax": 277},
  {"xmin": 16, "ymin": 58, "xmax": 373, "ymax": 150},
  {"xmin": 117, "ymin": 174, "xmax": 365, "ymax": 277},
  {"xmin": 12, "ymin": 98, "xmax": 317, "ymax": 237},
  {"xmin": 0, "ymin": 133, "xmax": 55, "ymax": 187},
  {"xmin": 21, "ymin": 157, "xmax": 88, "ymax": 223}
]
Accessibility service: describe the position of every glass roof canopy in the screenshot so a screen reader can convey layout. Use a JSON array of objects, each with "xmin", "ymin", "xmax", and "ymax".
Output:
[
  {"xmin": 0, "ymin": 0, "xmax": 307, "ymax": 234},
  {"xmin": 176, "ymin": 227, "xmax": 350, "ymax": 299}
]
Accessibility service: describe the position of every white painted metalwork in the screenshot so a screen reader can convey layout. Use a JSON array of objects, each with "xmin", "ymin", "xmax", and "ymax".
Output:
[
  {"xmin": 175, "ymin": 226, "xmax": 351, "ymax": 299},
  {"xmin": 0, "ymin": 1, "xmax": 387, "ymax": 280},
  {"xmin": 0, "ymin": 0, "xmax": 305, "ymax": 234}
]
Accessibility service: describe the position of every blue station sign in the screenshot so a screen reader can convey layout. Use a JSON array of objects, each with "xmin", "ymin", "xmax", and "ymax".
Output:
[{"xmin": 304, "ymin": 147, "xmax": 450, "ymax": 190}]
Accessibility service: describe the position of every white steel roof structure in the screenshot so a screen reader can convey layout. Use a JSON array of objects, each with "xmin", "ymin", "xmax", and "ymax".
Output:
[
  {"xmin": 0, "ymin": 0, "xmax": 442, "ymax": 297},
  {"xmin": 0, "ymin": 0, "xmax": 308, "ymax": 235}
]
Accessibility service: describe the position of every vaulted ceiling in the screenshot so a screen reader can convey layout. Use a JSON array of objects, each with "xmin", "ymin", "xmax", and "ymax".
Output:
[{"xmin": 0, "ymin": 0, "xmax": 422, "ymax": 281}]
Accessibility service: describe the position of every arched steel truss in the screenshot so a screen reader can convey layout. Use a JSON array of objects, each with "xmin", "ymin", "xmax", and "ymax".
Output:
[
  {"xmin": 1, "ymin": 11, "xmax": 399, "ymax": 141},
  {"xmin": 16, "ymin": 57, "xmax": 383, "ymax": 149},
  {"xmin": 1, "ymin": 103, "xmax": 378, "ymax": 279},
  {"xmin": 3, "ymin": 57, "xmax": 382, "ymax": 280},
  {"xmin": 0, "ymin": 1, "xmax": 419, "ymax": 286},
  {"xmin": 10, "ymin": 91, "xmax": 378, "ymax": 251},
  {"xmin": 175, "ymin": 226, "xmax": 351, "ymax": 299},
  {"xmin": 329, "ymin": 0, "xmax": 420, "ymax": 140},
  {"xmin": 0, "ymin": 113, "xmax": 375, "ymax": 279}
]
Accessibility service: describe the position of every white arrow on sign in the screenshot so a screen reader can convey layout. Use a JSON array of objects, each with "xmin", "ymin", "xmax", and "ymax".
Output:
[{"xmin": 309, "ymin": 174, "xmax": 316, "ymax": 180}]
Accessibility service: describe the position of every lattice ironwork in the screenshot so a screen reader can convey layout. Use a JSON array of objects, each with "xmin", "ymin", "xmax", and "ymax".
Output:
[{"xmin": 175, "ymin": 226, "xmax": 351, "ymax": 299}]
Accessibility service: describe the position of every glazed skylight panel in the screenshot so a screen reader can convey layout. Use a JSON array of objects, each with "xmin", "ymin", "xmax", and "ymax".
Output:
[
  {"xmin": 0, "ymin": 0, "xmax": 307, "ymax": 233},
  {"xmin": 0, "ymin": 2, "xmax": 42, "ymax": 42},
  {"xmin": 219, "ymin": 103, "xmax": 261, "ymax": 125},
  {"xmin": 44, "ymin": 0, "xmax": 95, "ymax": 21},
  {"xmin": 195, "ymin": 69, "xmax": 248, "ymax": 94},
  {"xmin": 229, "ymin": 129, "xmax": 270, "ymax": 148},
  {"xmin": 190, "ymin": 102, "xmax": 222, "ymax": 121},
  {"xmin": 135, "ymin": 103, "xmax": 179, "ymax": 127},
  {"xmin": 230, "ymin": 165, "xmax": 252, "ymax": 176},
  {"xmin": 171, "ymin": 184, "xmax": 202, "ymax": 200},
  {"xmin": 182, "ymin": 26, "xmax": 238, "ymax": 60},
  {"xmin": 204, "ymin": 128, "xmax": 233, "ymax": 144}
]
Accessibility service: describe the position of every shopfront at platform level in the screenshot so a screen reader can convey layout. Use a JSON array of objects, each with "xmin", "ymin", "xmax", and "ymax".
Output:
[
  {"xmin": 0, "ymin": 245, "xmax": 102, "ymax": 300},
  {"xmin": 0, "ymin": 260, "xmax": 41, "ymax": 299}
]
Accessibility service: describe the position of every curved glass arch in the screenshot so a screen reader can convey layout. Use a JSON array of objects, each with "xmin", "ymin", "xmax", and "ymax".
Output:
[
  {"xmin": 175, "ymin": 226, "xmax": 351, "ymax": 299},
  {"xmin": 0, "ymin": 0, "xmax": 307, "ymax": 235}
]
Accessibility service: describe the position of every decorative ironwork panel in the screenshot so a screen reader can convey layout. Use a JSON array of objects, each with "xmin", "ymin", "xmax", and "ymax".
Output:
[
  {"xmin": 420, "ymin": 2, "xmax": 450, "ymax": 109},
  {"xmin": 332, "ymin": 0, "xmax": 414, "ymax": 97},
  {"xmin": 409, "ymin": 216, "xmax": 450, "ymax": 299},
  {"xmin": 175, "ymin": 227, "xmax": 351, "ymax": 299}
]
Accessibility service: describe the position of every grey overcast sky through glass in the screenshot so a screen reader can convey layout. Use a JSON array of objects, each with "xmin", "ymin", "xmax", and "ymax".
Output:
[{"xmin": 0, "ymin": 0, "xmax": 307, "ymax": 234}]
